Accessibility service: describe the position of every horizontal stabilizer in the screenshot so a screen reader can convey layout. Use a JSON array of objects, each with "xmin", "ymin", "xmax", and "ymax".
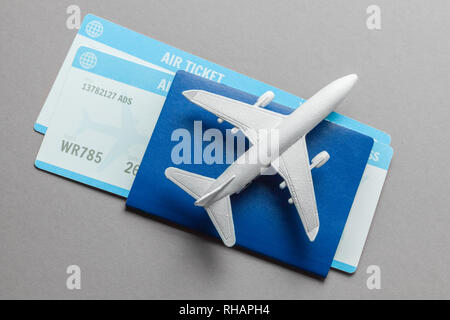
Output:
[
  {"xmin": 165, "ymin": 167, "xmax": 236, "ymax": 247},
  {"xmin": 165, "ymin": 167, "xmax": 215, "ymax": 200},
  {"xmin": 206, "ymin": 196, "xmax": 235, "ymax": 247}
]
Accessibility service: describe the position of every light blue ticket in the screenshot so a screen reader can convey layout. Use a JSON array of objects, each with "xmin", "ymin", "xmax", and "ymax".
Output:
[
  {"xmin": 35, "ymin": 14, "xmax": 391, "ymax": 146},
  {"xmin": 36, "ymin": 47, "xmax": 171, "ymax": 196},
  {"xmin": 332, "ymin": 141, "xmax": 393, "ymax": 272}
]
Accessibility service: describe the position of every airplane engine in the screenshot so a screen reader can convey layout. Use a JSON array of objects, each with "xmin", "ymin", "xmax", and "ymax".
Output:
[
  {"xmin": 254, "ymin": 91, "xmax": 274, "ymax": 108},
  {"xmin": 310, "ymin": 151, "xmax": 330, "ymax": 169}
]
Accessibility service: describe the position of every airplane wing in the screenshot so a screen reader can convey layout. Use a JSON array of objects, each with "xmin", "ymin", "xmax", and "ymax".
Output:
[
  {"xmin": 183, "ymin": 90, "xmax": 285, "ymax": 144},
  {"xmin": 273, "ymin": 137, "xmax": 320, "ymax": 241}
]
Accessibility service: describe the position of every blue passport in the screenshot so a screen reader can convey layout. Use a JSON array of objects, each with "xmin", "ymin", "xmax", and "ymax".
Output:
[{"xmin": 127, "ymin": 71, "xmax": 373, "ymax": 277}]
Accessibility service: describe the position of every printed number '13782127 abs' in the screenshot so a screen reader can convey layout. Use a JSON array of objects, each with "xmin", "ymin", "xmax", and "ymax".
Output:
[{"xmin": 82, "ymin": 83, "xmax": 133, "ymax": 105}]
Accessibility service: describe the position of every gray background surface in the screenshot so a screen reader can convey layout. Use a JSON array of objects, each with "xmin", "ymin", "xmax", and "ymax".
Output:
[{"xmin": 0, "ymin": 0, "xmax": 449, "ymax": 299}]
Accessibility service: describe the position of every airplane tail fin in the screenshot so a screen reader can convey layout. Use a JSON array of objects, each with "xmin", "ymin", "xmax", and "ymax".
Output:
[{"xmin": 165, "ymin": 167, "xmax": 236, "ymax": 247}]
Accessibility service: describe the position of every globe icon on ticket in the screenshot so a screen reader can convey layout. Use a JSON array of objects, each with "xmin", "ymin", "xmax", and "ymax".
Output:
[
  {"xmin": 85, "ymin": 20, "xmax": 104, "ymax": 38},
  {"xmin": 79, "ymin": 52, "xmax": 97, "ymax": 70}
]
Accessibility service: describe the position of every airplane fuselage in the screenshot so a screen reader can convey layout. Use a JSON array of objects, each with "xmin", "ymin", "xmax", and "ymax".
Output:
[{"xmin": 198, "ymin": 77, "xmax": 347, "ymax": 206}]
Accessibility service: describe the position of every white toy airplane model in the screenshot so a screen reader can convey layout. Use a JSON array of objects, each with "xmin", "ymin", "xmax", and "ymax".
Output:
[{"xmin": 165, "ymin": 74, "xmax": 358, "ymax": 247}]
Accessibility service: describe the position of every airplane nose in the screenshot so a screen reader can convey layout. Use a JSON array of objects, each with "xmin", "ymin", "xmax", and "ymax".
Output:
[
  {"xmin": 332, "ymin": 74, "xmax": 358, "ymax": 95},
  {"xmin": 315, "ymin": 73, "xmax": 359, "ymax": 112},
  {"xmin": 341, "ymin": 74, "xmax": 358, "ymax": 91}
]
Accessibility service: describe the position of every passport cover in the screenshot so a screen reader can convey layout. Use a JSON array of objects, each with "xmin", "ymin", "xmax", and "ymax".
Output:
[{"xmin": 127, "ymin": 71, "xmax": 373, "ymax": 277}]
